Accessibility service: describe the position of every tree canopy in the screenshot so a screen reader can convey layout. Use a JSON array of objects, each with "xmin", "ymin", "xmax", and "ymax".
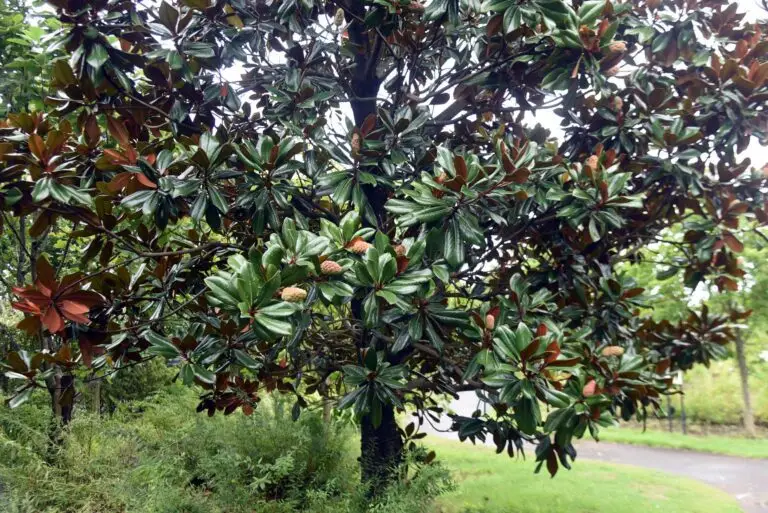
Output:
[{"xmin": 1, "ymin": 0, "xmax": 767, "ymax": 484}]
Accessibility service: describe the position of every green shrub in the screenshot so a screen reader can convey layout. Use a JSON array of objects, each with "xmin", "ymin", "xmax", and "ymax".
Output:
[
  {"xmin": 100, "ymin": 358, "xmax": 175, "ymax": 412},
  {"xmin": 0, "ymin": 386, "xmax": 452, "ymax": 513},
  {"xmin": 665, "ymin": 360, "xmax": 768, "ymax": 425}
]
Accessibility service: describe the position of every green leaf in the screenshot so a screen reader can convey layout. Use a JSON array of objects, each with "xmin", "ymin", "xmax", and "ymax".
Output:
[
  {"xmin": 184, "ymin": 42, "xmax": 215, "ymax": 58},
  {"xmin": 205, "ymin": 275, "xmax": 240, "ymax": 308},
  {"xmin": 8, "ymin": 388, "xmax": 33, "ymax": 409},
  {"xmin": 254, "ymin": 314, "xmax": 292, "ymax": 336},
  {"xmin": 262, "ymin": 245, "xmax": 284, "ymax": 267},
  {"xmin": 343, "ymin": 365, "xmax": 369, "ymax": 386},
  {"xmin": 333, "ymin": 178, "xmax": 353, "ymax": 205},
  {"xmin": 599, "ymin": 21, "xmax": 619, "ymax": 46},
  {"xmin": 463, "ymin": 349, "xmax": 494, "ymax": 380},
  {"xmin": 391, "ymin": 331, "xmax": 411, "ymax": 353},
  {"xmin": 144, "ymin": 331, "xmax": 182, "ymax": 358},
  {"xmin": 179, "ymin": 363, "xmax": 195, "ymax": 386},
  {"xmin": 363, "ymin": 293, "xmax": 379, "ymax": 327},
  {"xmin": 502, "ymin": 6, "xmax": 521, "ymax": 33},
  {"xmin": 193, "ymin": 364, "xmax": 215, "ymax": 384},
  {"xmin": 338, "ymin": 386, "xmax": 366, "ymax": 410},
  {"xmin": 541, "ymin": 387, "xmax": 572, "ymax": 408},
  {"xmin": 444, "ymin": 219, "xmax": 464, "ymax": 268},
  {"xmin": 588, "ymin": 217, "xmax": 601, "ymax": 242},
  {"xmin": 577, "ymin": 0, "xmax": 604, "ymax": 26},
  {"xmin": 369, "ymin": 395, "xmax": 382, "ymax": 427},
  {"xmin": 364, "ymin": 348, "xmax": 378, "ymax": 371},
  {"xmin": 208, "ymin": 186, "xmax": 228, "ymax": 213},
  {"xmin": 233, "ymin": 349, "xmax": 260, "ymax": 370},
  {"xmin": 167, "ymin": 50, "xmax": 184, "ymax": 70},
  {"xmin": 31, "ymin": 177, "xmax": 52, "ymax": 202},
  {"xmin": 159, "ymin": 0, "xmax": 179, "ymax": 29},
  {"xmin": 364, "ymin": 247, "xmax": 381, "ymax": 284},
  {"xmin": 86, "ymin": 44, "xmax": 109, "ymax": 70},
  {"xmin": 544, "ymin": 406, "xmax": 575, "ymax": 433},
  {"xmin": 259, "ymin": 302, "xmax": 299, "ymax": 318},
  {"xmin": 515, "ymin": 397, "xmax": 540, "ymax": 434}
]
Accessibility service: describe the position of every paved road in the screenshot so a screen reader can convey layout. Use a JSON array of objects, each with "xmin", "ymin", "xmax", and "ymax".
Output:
[
  {"xmin": 575, "ymin": 441, "xmax": 768, "ymax": 513},
  {"xmin": 424, "ymin": 392, "xmax": 768, "ymax": 513}
]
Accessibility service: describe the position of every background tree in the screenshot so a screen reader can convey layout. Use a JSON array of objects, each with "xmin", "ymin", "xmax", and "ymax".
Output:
[
  {"xmin": 623, "ymin": 230, "xmax": 768, "ymax": 436},
  {"xmin": 0, "ymin": 0, "xmax": 61, "ymax": 395},
  {"xmin": 0, "ymin": 0, "xmax": 61, "ymax": 279},
  {"xmin": 1, "ymin": 0, "xmax": 767, "ymax": 495}
]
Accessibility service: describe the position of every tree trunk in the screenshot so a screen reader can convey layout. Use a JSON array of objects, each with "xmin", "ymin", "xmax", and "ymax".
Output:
[
  {"xmin": 360, "ymin": 404, "xmax": 404, "ymax": 494},
  {"xmin": 0, "ymin": 329, "xmax": 8, "ymax": 394},
  {"xmin": 734, "ymin": 332, "xmax": 757, "ymax": 437},
  {"xmin": 16, "ymin": 215, "xmax": 26, "ymax": 285},
  {"xmin": 322, "ymin": 398, "xmax": 332, "ymax": 424},
  {"xmin": 341, "ymin": 1, "xmax": 403, "ymax": 492},
  {"xmin": 88, "ymin": 378, "xmax": 101, "ymax": 415},
  {"xmin": 47, "ymin": 361, "xmax": 76, "ymax": 428},
  {"xmin": 59, "ymin": 374, "xmax": 75, "ymax": 425},
  {"xmin": 27, "ymin": 225, "xmax": 72, "ymax": 426}
]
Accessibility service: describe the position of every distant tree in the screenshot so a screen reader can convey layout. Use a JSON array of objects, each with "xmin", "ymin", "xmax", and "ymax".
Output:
[
  {"xmin": 704, "ymin": 234, "xmax": 768, "ymax": 436},
  {"xmin": 0, "ymin": 0, "xmax": 61, "ymax": 394},
  {"xmin": 625, "ymin": 231, "xmax": 768, "ymax": 436},
  {"xmin": 0, "ymin": 0, "xmax": 63, "ymax": 294},
  {"xmin": 1, "ymin": 0, "xmax": 767, "ymax": 495}
]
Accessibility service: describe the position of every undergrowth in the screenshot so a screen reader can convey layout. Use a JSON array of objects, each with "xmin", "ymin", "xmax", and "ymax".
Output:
[{"xmin": 0, "ymin": 385, "xmax": 452, "ymax": 513}]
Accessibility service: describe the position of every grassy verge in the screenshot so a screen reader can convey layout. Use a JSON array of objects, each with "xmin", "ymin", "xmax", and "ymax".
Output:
[
  {"xmin": 598, "ymin": 426, "xmax": 768, "ymax": 459},
  {"xmin": 428, "ymin": 437, "xmax": 742, "ymax": 513}
]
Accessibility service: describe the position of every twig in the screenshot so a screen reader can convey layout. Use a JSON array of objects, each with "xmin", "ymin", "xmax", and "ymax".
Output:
[
  {"xmin": 83, "ymin": 355, "xmax": 157, "ymax": 382},
  {"xmin": 0, "ymin": 210, "xmax": 33, "ymax": 262},
  {"xmin": 55, "ymin": 221, "xmax": 79, "ymax": 279}
]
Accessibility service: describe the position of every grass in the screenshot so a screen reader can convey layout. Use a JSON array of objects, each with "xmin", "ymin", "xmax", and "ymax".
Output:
[
  {"xmin": 428, "ymin": 437, "xmax": 743, "ymax": 513},
  {"xmin": 598, "ymin": 425, "xmax": 768, "ymax": 459}
]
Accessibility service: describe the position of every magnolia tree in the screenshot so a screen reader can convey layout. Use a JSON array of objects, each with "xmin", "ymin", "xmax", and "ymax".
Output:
[{"xmin": 1, "ymin": 0, "xmax": 767, "ymax": 490}]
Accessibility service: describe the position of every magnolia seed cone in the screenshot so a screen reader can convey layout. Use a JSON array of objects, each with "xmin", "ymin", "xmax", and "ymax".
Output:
[
  {"xmin": 601, "ymin": 346, "xmax": 625, "ymax": 357},
  {"xmin": 608, "ymin": 40, "xmax": 627, "ymax": 53},
  {"xmin": 348, "ymin": 239, "xmax": 372, "ymax": 254},
  {"xmin": 281, "ymin": 287, "xmax": 307, "ymax": 302},
  {"xmin": 320, "ymin": 260, "xmax": 343, "ymax": 275}
]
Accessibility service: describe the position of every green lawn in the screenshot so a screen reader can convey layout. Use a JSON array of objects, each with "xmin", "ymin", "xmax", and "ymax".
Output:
[
  {"xmin": 428, "ymin": 437, "xmax": 742, "ymax": 513},
  {"xmin": 599, "ymin": 426, "xmax": 768, "ymax": 459}
]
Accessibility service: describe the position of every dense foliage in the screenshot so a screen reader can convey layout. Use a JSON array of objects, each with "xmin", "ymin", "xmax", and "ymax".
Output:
[{"xmin": 1, "ymin": 0, "xmax": 767, "ymax": 485}]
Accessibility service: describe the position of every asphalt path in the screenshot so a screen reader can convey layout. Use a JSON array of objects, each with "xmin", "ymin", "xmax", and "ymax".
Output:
[{"xmin": 423, "ymin": 392, "xmax": 767, "ymax": 512}]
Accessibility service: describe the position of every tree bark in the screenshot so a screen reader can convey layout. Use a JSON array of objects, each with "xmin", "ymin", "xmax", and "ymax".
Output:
[
  {"xmin": 340, "ymin": 1, "xmax": 405, "ymax": 492},
  {"xmin": 59, "ymin": 374, "xmax": 75, "ymax": 425},
  {"xmin": 16, "ymin": 215, "xmax": 26, "ymax": 285},
  {"xmin": 88, "ymin": 377, "xmax": 101, "ymax": 415},
  {"xmin": 0, "ymin": 327, "xmax": 9, "ymax": 393},
  {"xmin": 322, "ymin": 398, "xmax": 332, "ymax": 424},
  {"xmin": 734, "ymin": 332, "xmax": 757, "ymax": 437},
  {"xmin": 26, "ymin": 225, "xmax": 71, "ymax": 426},
  {"xmin": 360, "ymin": 404, "xmax": 404, "ymax": 494}
]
